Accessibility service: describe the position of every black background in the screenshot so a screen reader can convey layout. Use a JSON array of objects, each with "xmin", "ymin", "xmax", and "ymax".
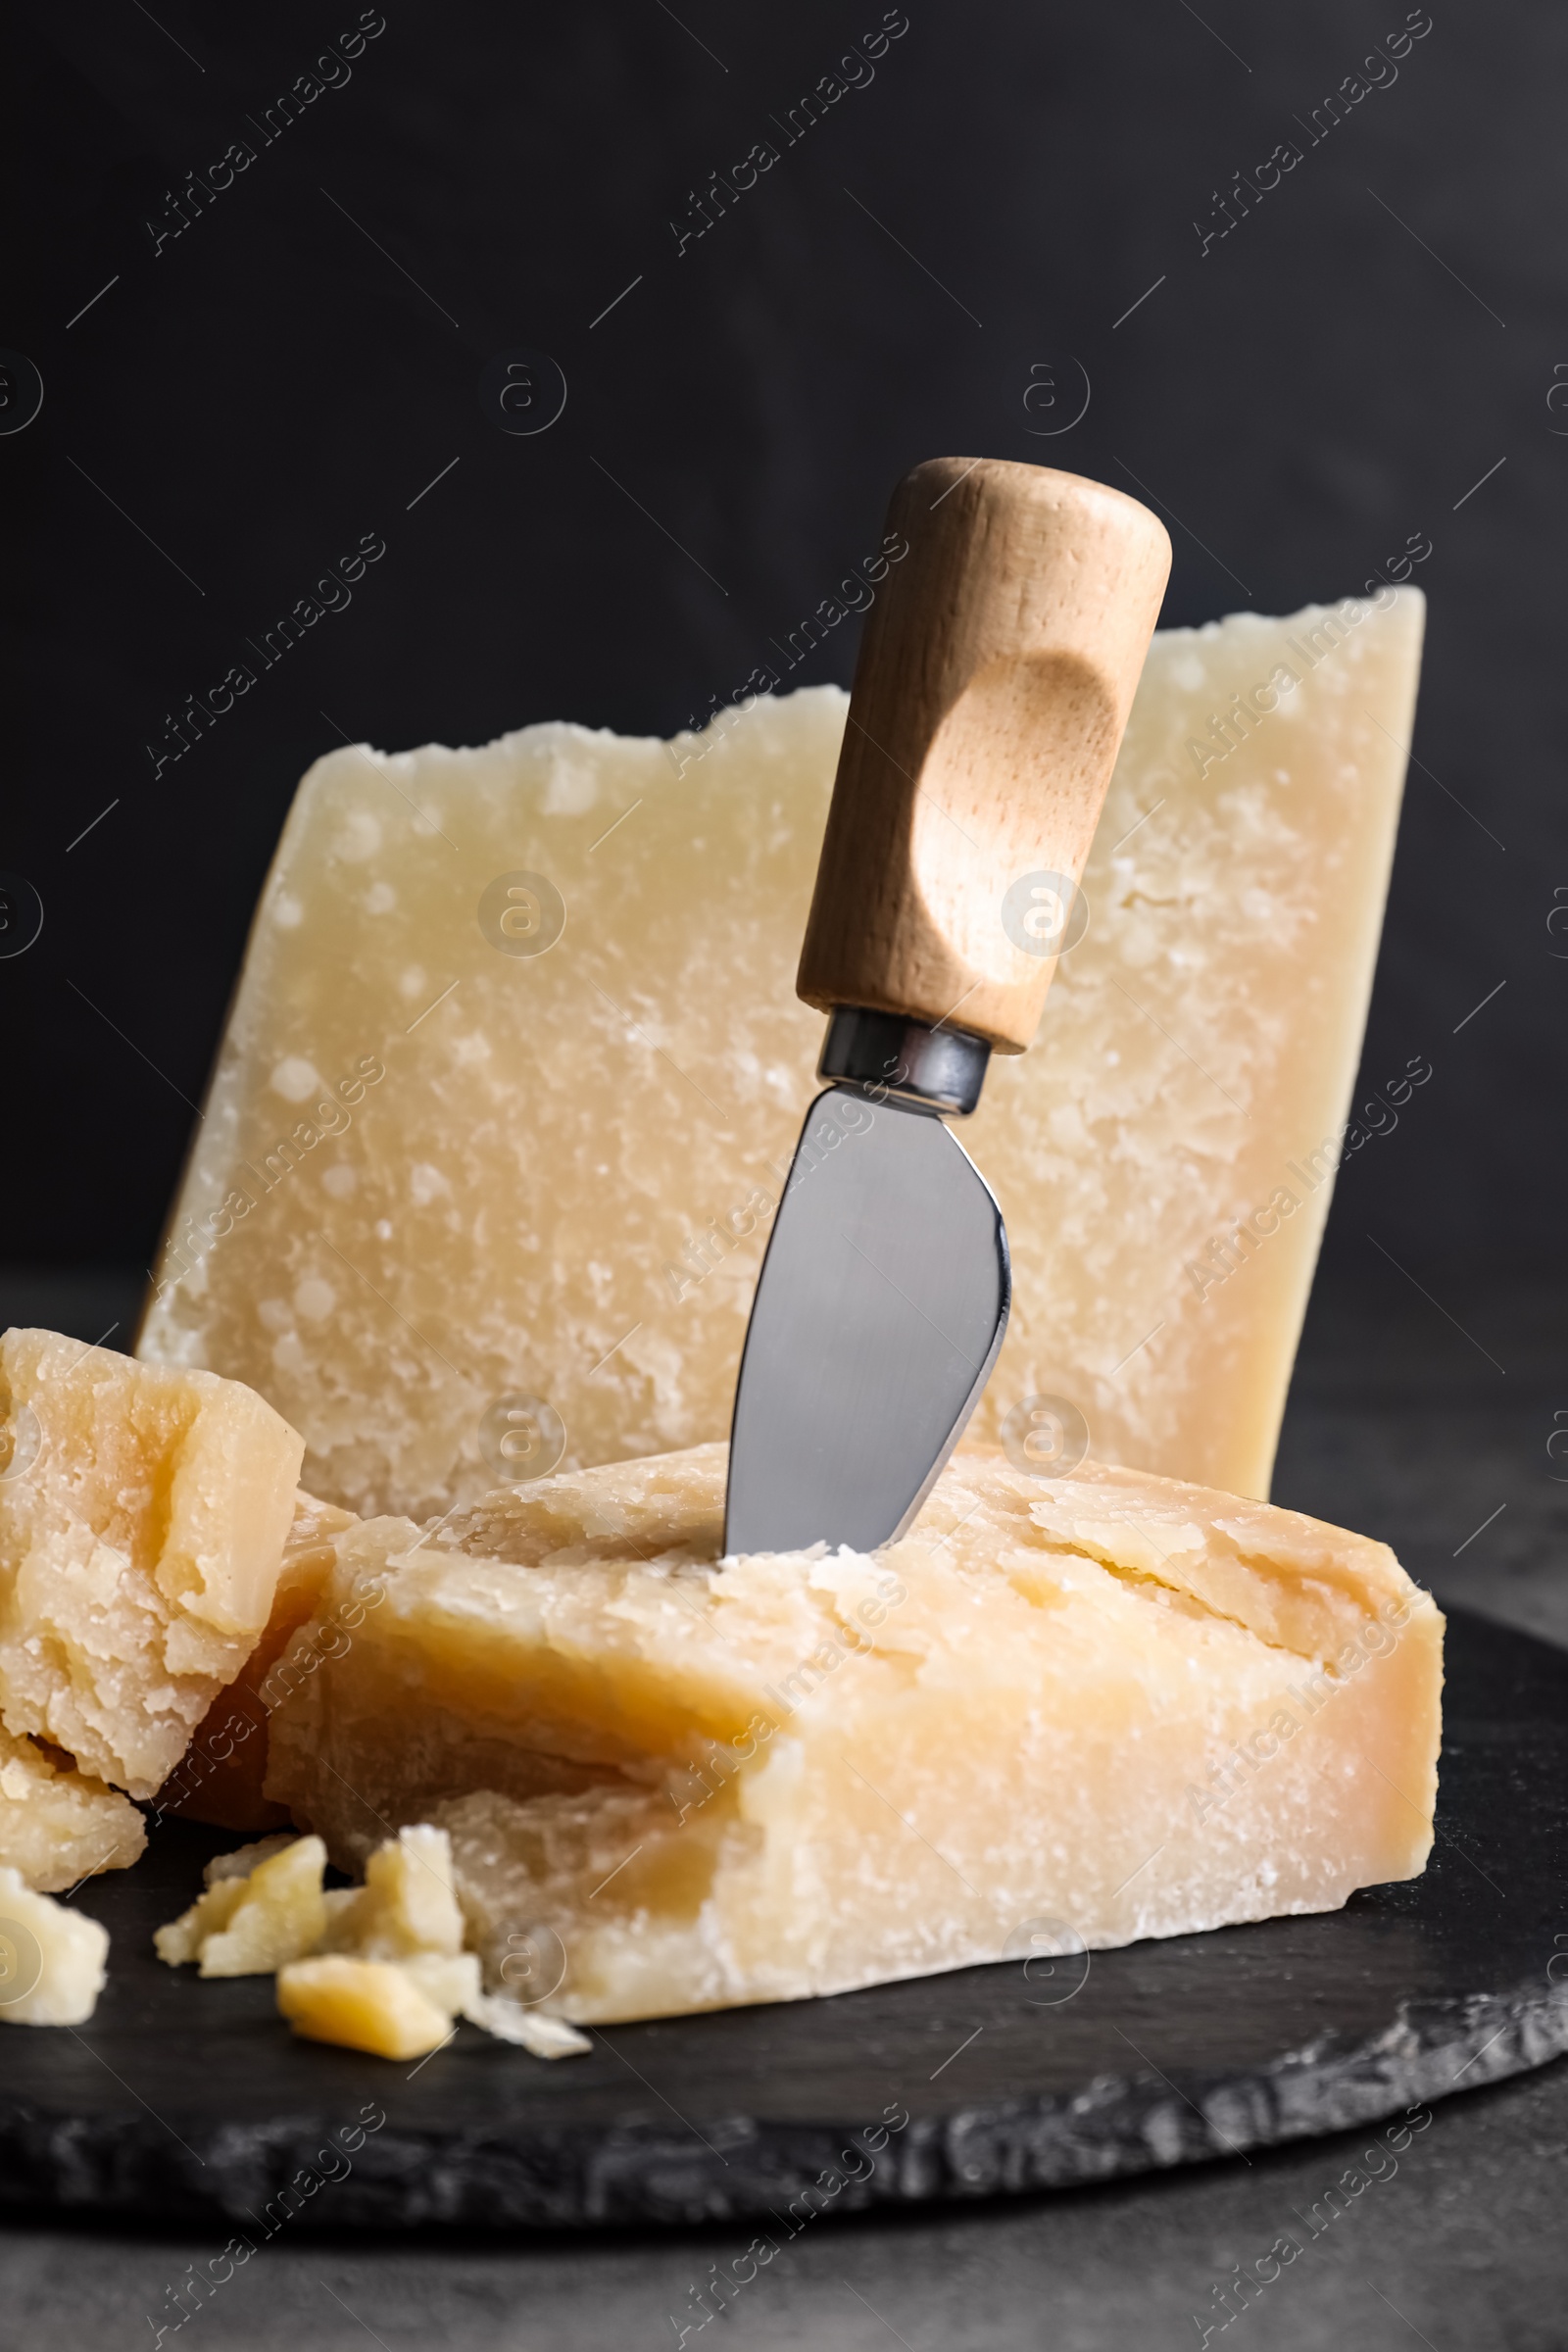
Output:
[{"xmin": 3, "ymin": 0, "xmax": 1560, "ymax": 1282}]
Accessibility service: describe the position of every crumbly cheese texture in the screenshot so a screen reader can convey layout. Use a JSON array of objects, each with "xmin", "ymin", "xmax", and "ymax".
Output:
[
  {"xmin": 154, "ymin": 1823, "xmax": 471, "ymax": 2052},
  {"xmin": 0, "ymin": 1329, "xmax": 305, "ymax": 1797},
  {"xmin": 312, "ymin": 1824, "xmax": 589, "ymax": 2055},
  {"xmin": 155, "ymin": 1832, "xmax": 327, "ymax": 1976},
  {"xmin": 319, "ymin": 1819, "xmax": 464, "ymax": 1959},
  {"xmin": 0, "ymin": 1721, "xmax": 145, "ymax": 1893},
  {"xmin": 158, "ymin": 1823, "xmax": 589, "ymax": 2058},
  {"xmin": 154, "ymin": 1490, "xmax": 360, "ymax": 1833},
  {"xmin": 0, "ymin": 1864, "xmax": 110, "ymax": 2026},
  {"xmin": 137, "ymin": 593, "xmax": 1421, "ymax": 1512},
  {"xmin": 264, "ymin": 1444, "xmax": 1445, "ymax": 2025}
]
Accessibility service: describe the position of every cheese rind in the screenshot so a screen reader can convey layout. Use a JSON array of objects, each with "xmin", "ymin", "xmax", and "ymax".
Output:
[
  {"xmin": 265, "ymin": 1444, "xmax": 1444, "ymax": 2025},
  {"xmin": 0, "ymin": 1329, "xmax": 305, "ymax": 1797},
  {"xmin": 138, "ymin": 592, "xmax": 1420, "ymax": 1512},
  {"xmin": 0, "ymin": 1722, "xmax": 146, "ymax": 1892}
]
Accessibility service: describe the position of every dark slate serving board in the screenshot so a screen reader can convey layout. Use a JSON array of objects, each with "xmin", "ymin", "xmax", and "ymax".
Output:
[{"xmin": 1, "ymin": 1607, "xmax": 1563, "ymax": 2231}]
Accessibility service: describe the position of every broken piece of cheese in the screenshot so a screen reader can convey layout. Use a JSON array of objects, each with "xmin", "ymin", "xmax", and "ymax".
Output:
[
  {"xmin": 0, "ymin": 1329, "xmax": 305, "ymax": 1797},
  {"xmin": 155, "ymin": 1832, "xmax": 327, "ymax": 1975},
  {"xmin": 319, "ymin": 1818, "xmax": 463, "ymax": 1960},
  {"xmin": 264, "ymin": 1444, "xmax": 1444, "ymax": 2024},
  {"xmin": 309, "ymin": 1823, "xmax": 590, "ymax": 2055},
  {"xmin": 137, "ymin": 591, "xmax": 1422, "ymax": 1510},
  {"xmin": 154, "ymin": 1821, "xmax": 588, "ymax": 2058},
  {"xmin": 0, "ymin": 1722, "xmax": 145, "ymax": 1892},
  {"xmin": 0, "ymin": 1865, "xmax": 110, "ymax": 2026},
  {"xmin": 286, "ymin": 1821, "xmax": 529, "ymax": 2056},
  {"xmin": 277, "ymin": 1955, "xmax": 459, "ymax": 2061}
]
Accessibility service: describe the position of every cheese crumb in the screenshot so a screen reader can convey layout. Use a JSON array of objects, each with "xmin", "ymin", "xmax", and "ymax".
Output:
[
  {"xmin": 319, "ymin": 1821, "xmax": 464, "ymax": 1959},
  {"xmin": 155, "ymin": 1833, "xmax": 326, "ymax": 1976},
  {"xmin": 0, "ymin": 1864, "xmax": 109, "ymax": 2026},
  {"xmin": 157, "ymin": 1823, "xmax": 589, "ymax": 2059},
  {"xmin": 304, "ymin": 1824, "xmax": 589, "ymax": 2058}
]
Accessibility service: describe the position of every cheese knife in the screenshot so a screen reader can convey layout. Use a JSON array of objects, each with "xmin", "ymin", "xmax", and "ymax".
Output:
[{"xmin": 723, "ymin": 458, "xmax": 1170, "ymax": 1555}]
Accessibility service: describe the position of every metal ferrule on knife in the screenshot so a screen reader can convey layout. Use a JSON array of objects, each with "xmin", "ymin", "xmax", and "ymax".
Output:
[{"xmin": 817, "ymin": 1005, "xmax": 992, "ymax": 1118}]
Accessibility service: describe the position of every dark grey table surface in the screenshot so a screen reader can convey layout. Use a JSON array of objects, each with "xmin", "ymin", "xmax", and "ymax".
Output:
[{"xmin": 2, "ymin": 1256, "xmax": 1565, "ymax": 2350}]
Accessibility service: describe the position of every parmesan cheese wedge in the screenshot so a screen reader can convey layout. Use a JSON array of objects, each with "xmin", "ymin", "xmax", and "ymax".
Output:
[
  {"xmin": 137, "ymin": 590, "xmax": 1422, "ymax": 1512},
  {"xmin": 263, "ymin": 1444, "xmax": 1444, "ymax": 2025},
  {"xmin": 0, "ymin": 1329, "xmax": 305, "ymax": 1797}
]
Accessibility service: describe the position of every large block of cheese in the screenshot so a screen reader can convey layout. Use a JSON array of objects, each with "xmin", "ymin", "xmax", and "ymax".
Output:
[
  {"xmin": 0, "ymin": 1329, "xmax": 304, "ymax": 1797},
  {"xmin": 265, "ymin": 1446, "xmax": 1443, "ymax": 2025},
  {"xmin": 138, "ymin": 592, "xmax": 1421, "ymax": 1510}
]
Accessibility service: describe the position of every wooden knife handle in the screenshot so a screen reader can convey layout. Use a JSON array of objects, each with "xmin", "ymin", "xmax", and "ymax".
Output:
[{"xmin": 796, "ymin": 458, "xmax": 1171, "ymax": 1054}]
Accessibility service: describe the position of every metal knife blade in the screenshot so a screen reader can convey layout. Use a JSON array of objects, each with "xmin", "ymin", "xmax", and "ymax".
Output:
[{"xmin": 724, "ymin": 1080, "xmax": 1009, "ymax": 1556}]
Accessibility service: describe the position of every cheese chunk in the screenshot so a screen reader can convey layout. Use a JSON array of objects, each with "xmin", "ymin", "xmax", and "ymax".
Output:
[
  {"xmin": 319, "ymin": 1821, "xmax": 464, "ymax": 1958},
  {"xmin": 154, "ymin": 1819, "xmax": 589, "ymax": 2057},
  {"xmin": 137, "ymin": 591, "xmax": 1421, "ymax": 1512},
  {"xmin": 0, "ymin": 1722, "xmax": 145, "ymax": 1892},
  {"xmin": 0, "ymin": 1865, "xmax": 110, "ymax": 2025},
  {"xmin": 264, "ymin": 1444, "xmax": 1444, "ymax": 2025},
  {"xmin": 274, "ymin": 1823, "xmax": 589, "ymax": 2058},
  {"xmin": 277, "ymin": 1955, "xmax": 456, "ymax": 2059},
  {"xmin": 154, "ymin": 1490, "xmax": 360, "ymax": 1833},
  {"xmin": 0, "ymin": 1329, "xmax": 306, "ymax": 1797},
  {"xmin": 155, "ymin": 1832, "xmax": 326, "ymax": 1975}
]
